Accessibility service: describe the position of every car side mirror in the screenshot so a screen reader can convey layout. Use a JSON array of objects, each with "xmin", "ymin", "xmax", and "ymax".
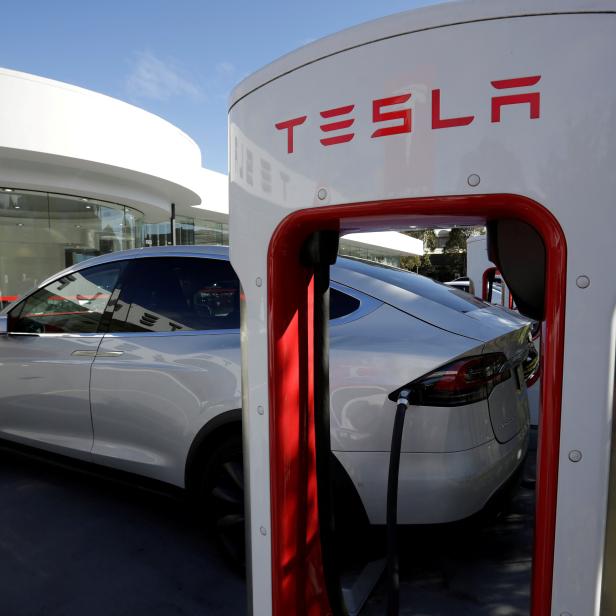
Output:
[{"xmin": 0, "ymin": 315, "xmax": 7, "ymax": 335}]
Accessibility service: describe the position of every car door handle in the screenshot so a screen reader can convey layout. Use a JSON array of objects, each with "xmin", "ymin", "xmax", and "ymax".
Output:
[
  {"xmin": 71, "ymin": 350, "xmax": 124, "ymax": 358},
  {"xmin": 71, "ymin": 350, "xmax": 98, "ymax": 357}
]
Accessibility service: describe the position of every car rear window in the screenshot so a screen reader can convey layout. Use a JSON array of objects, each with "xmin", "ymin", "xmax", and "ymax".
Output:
[
  {"xmin": 330, "ymin": 288, "xmax": 360, "ymax": 319},
  {"xmin": 336, "ymin": 257, "xmax": 486, "ymax": 313}
]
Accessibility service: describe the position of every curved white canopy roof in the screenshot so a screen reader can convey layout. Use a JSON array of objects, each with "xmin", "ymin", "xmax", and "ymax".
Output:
[{"xmin": 0, "ymin": 67, "xmax": 205, "ymax": 219}]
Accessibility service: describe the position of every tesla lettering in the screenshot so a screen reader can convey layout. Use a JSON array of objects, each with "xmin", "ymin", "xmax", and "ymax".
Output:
[
  {"xmin": 320, "ymin": 104, "xmax": 355, "ymax": 146},
  {"xmin": 371, "ymin": 93, "xmax": 412, "ymax": 138},
  {"xmin": 274, "ymin": 75, "xmax": 541, "ymax": 153}
]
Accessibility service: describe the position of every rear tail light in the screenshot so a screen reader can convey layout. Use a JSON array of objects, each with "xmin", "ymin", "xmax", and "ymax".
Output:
[{"xmin": 388, "ymin": 352, "xmax": 511, "ymax": 407}]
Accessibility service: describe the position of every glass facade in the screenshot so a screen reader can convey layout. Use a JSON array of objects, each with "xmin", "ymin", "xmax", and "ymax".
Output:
[
  {"xmin": 338, "ymin": 241, "xmax": 403, "ymax": 267},
  {"xmin": 0, "ymin": 188, "xmax": 229, "ymax": 309},
  {"xmin": 194, "ymin": 218, "xmax": 229, "ymax": 246},
  {"xmin": 1, "ymin": 188, "xmax": 395, "ymax": 309},
  {"xmin": 142, "ymin": 217, "xmax": 229, "ymax": 247},
  {"xmin": 0, "ymin": 189, "xmax": 144, "ymax": 308}
]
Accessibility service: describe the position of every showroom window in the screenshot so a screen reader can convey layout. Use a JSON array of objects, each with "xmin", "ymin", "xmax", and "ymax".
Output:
[
  {"xmin": 0, "ymin": 189, "xmax": 144, "ymax": 309},
  {"xmin": 338, "ymin": 241, "xmax": 402, "ymax": 267},
  {"xmin": 194, "ymin": 218, "xmax": 229, "ymax": 245},
  {"xmin": 142, "ymin": 218, "xmax": 229, "ymax": 247},
  {"xmin": 8, "ymin": 262, "xmax": 124, "ymax": 334},
  {"xmin": 109, "ymin": 257, "xmax": 240, "ymax": 333}
]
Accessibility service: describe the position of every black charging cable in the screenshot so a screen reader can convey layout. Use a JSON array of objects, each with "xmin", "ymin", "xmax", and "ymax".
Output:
[{"xmin": 386, "ymin": 388, "xmax": 412, "ymax": 616}]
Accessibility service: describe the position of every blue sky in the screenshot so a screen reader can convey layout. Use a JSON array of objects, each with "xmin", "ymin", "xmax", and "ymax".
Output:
[{"xmin": 1, "ymin": 0, "xmax": 436, "ymax": 173}]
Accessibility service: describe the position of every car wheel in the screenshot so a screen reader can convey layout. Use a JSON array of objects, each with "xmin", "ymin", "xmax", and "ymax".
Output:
[{"xmin": 199, "ymin": 434, "xmax": 246, "ymax": 570}]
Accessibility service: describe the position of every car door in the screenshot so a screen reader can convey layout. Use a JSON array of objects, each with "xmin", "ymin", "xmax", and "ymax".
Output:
[
  {"xmin": 0, "ymin": 261, "xmax": 124, "ymax": 456},
  {"xmin": 89, "ymin": 255, "xmax": 242, "ymax": 486}
]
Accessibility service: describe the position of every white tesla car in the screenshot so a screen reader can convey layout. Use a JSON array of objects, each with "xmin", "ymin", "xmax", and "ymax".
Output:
[{"xmin": 0, "ymin": 246, "xmax": 532, "ymax": 562}]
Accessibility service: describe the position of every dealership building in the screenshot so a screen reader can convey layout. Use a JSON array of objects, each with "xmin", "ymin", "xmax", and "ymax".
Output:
[{"xmin": 0, "ymin": 68, "xmax": 421, "ymax": 307}]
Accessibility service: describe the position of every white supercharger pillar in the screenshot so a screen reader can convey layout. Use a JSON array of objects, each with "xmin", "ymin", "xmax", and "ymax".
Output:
[{"xmin": 229, "ymin": 2, "xmax": 616, "ymax": 614}]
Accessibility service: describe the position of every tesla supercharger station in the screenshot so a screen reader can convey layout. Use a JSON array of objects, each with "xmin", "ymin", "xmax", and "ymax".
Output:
[{"xmin": 228, "ymin": 2, "xmax": 616, "ymax": 614}]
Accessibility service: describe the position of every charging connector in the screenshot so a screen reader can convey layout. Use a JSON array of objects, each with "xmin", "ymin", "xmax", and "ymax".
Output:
[{"xmin": 386, "ymin": 388, "xmax": 412, "ymax": 616}]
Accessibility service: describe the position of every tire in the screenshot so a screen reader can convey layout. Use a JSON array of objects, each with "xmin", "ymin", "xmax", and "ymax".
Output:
[
  {"xmin": 197, "ymin": 434, "xmax": 246, "ymax": 571},
  {"xmin": 194, "ymin": 435, "xmax": 371, "ymax": 571}
]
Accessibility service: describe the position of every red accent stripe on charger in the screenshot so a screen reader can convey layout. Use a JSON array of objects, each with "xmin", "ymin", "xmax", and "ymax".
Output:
[{"xmin": 268, "ymin": 194, "xmax": 566, "ymax": 616}]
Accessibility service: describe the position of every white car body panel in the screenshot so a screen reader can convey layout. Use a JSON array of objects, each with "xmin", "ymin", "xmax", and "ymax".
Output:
[
  {"xmin": 335, "ymin": 428, "xmax": 528, "ymax": 524},
  {"xmin": 331, "ymin": 263, "xmax": 530, "ymax": 343},
  {"xmin": 0, "ymin": 333, "xmax": 100, "ymax": 456},
  {"xmin": 90, "ymin": 330, "xmax": 241, "ymax": 485},
  {"xmin": 329, "ymin": 302, "xmax": 517, "ymax": 454}
]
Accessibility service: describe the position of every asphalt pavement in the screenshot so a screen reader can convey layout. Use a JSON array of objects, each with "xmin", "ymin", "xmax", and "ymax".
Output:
[
  {"xmin": 362, "ymin": 452, "xmax": 536, "ymax": 615},
  {"xmin": 0, "ymin": 445, "xmax": 535, "ymax": 616},
  {"xmin": 0, "ymin": 448, "xmax": 246, "ymax": 616}
]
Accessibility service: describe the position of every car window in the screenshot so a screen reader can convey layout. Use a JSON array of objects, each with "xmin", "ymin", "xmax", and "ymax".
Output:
[
  {"xmin": 330, "ymin": 288, "xmax": 360, "ymax": 319},
  {"xmin": 8, "ymin": 262, "xmax": 123, "ymax": 334},
  {"xmin": 336, "ymin": 257, "xmax": 486, "ymax": 313},
  {"xmin": 109, "ymin": 257, "xmax": 240, "ymax": 333}
]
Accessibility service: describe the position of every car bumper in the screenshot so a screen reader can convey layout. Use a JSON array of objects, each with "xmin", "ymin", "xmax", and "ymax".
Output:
[{"xmin": 333, "ymin": 428, "xmax": 529, "ymax": 525}]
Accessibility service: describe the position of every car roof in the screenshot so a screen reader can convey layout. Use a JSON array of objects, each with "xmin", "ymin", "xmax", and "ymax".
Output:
[
  {"xmin": 26, "ymin": 245, "xmax": 527, "ymax": 342},
  {"xmin": 43, "ymin": 244, "xmax": 394, "ymax": 282},
  {"xmin": 44, "ymin": 245, "xmax": 463, "ymax": 297},
  {"xmin": 39, "ymin": 245, "xmax": 480, "ymax": 313},
  {"xmin": 40, "ymin": 245, "xmax": 481, "ymax": 313},
  {"xmin": 38, "ymin": 245, "xmax": 231, "ymax": 288}
]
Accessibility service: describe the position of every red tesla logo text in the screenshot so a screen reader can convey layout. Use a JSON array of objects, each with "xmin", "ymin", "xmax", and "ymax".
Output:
[
  {"xmin": 320, "ymin": 104, "xmax": 355, "ymax": 146},
  {"xmin": 275, "ymin": 75, "xmax": 541, "ymax": 153}
]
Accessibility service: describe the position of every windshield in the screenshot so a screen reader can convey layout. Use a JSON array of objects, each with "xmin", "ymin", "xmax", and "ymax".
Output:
[{"xmin": 335, "ymin": 257, "xmax": 487, "ymax": 313}]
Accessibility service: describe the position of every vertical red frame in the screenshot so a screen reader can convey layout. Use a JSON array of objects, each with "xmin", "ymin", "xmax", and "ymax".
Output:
[{"xmin": 267, "ymin": 194, "xmax": 566, "ymax": 616}]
